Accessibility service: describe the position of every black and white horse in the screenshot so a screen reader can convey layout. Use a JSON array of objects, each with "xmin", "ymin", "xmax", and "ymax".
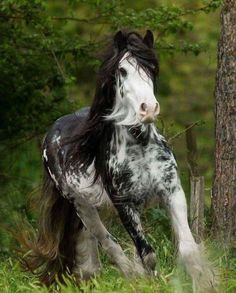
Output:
[{"xmin": 22, "ymin": 30, "xmax": 215, "ymax": 291}]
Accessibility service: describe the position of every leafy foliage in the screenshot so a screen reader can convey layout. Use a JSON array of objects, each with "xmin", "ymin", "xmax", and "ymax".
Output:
[
  {"xmin": 0, "ymin": 0, "xmax": 222, "ymax": 143},
  {"xmin": 1, "ymin": 1, "xmax": 233, "ymax": 291},
  {"xmin": 0, "ymin": 1, "xmax": 70, "ymax": 142}
]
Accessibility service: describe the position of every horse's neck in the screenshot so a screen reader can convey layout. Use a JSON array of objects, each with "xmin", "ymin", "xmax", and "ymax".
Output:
[{"xmin": 112, "ymin": 124, "xmax": 158, "ymax": 149}]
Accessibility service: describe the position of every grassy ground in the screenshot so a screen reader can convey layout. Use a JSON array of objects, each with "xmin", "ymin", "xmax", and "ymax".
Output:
[
  {"xmin": 0, "ymin": 258, "xmax": 174, "ymax": 293},
  {"xmin": 1, "ymin": 214, "xmax": 236, "ymax": 293},
  {"xmin": 1, "ymin": 145, "xmax": 235, "ymax": 293},
  {"xmin": 0, "ymin": 245, "xmax": 236, "ymax": 293}
]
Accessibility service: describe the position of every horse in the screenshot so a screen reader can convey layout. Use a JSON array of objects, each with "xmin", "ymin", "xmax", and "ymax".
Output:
[{"xmin": 21, "ymin": 30, "xmax": 215, "ymax": 291}]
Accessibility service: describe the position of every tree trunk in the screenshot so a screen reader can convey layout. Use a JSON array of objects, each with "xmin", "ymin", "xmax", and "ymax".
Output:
[{"xmin": 212, "ymin": 0, "xmax": 236, "ymax": 244}]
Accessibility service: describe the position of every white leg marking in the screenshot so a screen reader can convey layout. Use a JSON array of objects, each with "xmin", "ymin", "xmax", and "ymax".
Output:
[{"xmin": 169, "ymin": 188, "xmax": 217, "ymax": 292}]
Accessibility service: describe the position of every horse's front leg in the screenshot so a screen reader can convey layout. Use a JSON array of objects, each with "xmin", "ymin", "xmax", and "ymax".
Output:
[
  {"xmin": 165, "ymin": 184, "xmax": 215, "ymax": 292},
  {"xmin": 113, "ymin": 201, "xmax": 156, "ymax": 274}
]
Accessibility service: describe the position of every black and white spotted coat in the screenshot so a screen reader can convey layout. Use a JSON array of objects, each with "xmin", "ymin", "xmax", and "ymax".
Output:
[{"xmin": 43, "ymin": 107, "xmax": 180, "ymax": 260}]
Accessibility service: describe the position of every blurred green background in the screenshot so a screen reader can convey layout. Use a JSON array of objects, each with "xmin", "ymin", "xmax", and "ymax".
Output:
[{"xmin": 2, "ymin": 1, "xmax": 234, "ymax": 292}]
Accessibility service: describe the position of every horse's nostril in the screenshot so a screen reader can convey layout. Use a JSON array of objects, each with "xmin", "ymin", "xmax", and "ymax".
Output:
[
  {"xmin": 140, "ymin": 102, "xmax": 160, "ymax": 122},
  {"xmin": 140, "ymin": 103, "xmax": 148, "ymax": 112}
]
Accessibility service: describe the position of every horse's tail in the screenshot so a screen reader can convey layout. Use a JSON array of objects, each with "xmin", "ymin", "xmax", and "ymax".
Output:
[{"xmin": 18, "ymin": 166, "xmax": 82, "ymax": 286}]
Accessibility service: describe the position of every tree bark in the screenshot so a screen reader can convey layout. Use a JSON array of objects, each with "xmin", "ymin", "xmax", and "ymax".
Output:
[{"xmin": 212, "ymin": 0, "xmax": 236, "ymax": 244}]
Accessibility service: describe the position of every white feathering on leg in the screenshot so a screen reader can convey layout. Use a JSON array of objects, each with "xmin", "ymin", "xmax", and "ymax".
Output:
[{"xmin": 169, "ymin": 188, "xmax": 217, "ymax": 292}]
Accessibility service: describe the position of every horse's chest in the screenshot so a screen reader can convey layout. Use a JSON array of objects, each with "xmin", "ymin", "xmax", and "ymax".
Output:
[{"xmin": 108, "ymin": 143, "xmax": 175, "ymax": 203}]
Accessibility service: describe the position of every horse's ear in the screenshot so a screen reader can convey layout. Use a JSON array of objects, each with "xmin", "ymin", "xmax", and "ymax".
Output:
[
  {"xmin": 114, "ymin": 30, "xmax": 127, "ymax": 52},
  {"xmin": 143, "ymin": 30, "xmax": 154, "ymax": 48}
]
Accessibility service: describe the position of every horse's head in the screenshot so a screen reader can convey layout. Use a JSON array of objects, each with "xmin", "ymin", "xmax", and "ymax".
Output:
[{"xmin": 105, "ymin": 30, "xmax": 159, "ymax": 126}]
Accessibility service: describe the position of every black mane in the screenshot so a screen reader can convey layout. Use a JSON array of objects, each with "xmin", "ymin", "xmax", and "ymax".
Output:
[{"xmin": 66, "ymin": 30, "xmax": 159, "ymax": 181}]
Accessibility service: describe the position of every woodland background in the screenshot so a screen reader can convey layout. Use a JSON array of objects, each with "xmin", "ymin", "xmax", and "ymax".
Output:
[{"xmin": 0, "ymin": 0, "xmax": 235, "ymax": 292}]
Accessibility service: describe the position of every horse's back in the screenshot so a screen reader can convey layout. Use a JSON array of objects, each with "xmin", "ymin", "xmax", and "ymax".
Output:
[
  {"xmin": 43, "ymin": 107, "xmax": 90, "ymax": 185},
  {"xmin": 44, "ymin": 107, "xmax": 89, "ymax": 144}
]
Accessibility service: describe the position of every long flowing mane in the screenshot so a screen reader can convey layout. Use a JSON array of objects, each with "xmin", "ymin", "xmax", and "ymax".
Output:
[{"xmin": 66, "ymin": 30, "xmax": 159, "ymax": 181}]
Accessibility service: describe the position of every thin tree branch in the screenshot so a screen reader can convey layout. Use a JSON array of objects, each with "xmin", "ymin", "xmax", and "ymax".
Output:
[
  {"xmin": 41, "ymin": 32, "xmax": 66, "ymax": 79},
  {"xmin": 51, "ymin": 15, "xmax": 107, "ymax": 24},
  {"xmin": 168, "ymin": 120, "xmax": 203, "ymax": 143},
  {"xmin": 0, "ymin": 13, "xmax": 107, "ymax": 24}
]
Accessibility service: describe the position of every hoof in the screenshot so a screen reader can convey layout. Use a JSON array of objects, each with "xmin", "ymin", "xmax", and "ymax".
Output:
[
  {"xmin": 73, "ymin": 265, "xmax": 102, "ymax": 281},
  {"xmin": 120, "ymin": 259, "xmax": 147, "ymax": 278},
  {"xmin": 142, "ymin": 251, "xmax": 156, "ymax": 272}
]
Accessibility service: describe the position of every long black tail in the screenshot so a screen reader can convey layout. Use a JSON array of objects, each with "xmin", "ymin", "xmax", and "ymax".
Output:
[{"xmin": 18, "ymin": 167, "xmax": 82, "ymax": 286}]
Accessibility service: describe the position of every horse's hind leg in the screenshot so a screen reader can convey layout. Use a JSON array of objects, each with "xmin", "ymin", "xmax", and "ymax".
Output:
[
  {"xmin": 73, "ymin": 196, "xmax": 146, "ymax": 277},
  {"xmin": 73, "ymin": 226, "xmax": 101, "ymax": 280}
]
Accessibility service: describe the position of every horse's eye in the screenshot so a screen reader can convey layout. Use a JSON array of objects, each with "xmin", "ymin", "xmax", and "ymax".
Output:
[{"xmin": 119, "ymin": 67, "xmax": 127, "ymax": 78}]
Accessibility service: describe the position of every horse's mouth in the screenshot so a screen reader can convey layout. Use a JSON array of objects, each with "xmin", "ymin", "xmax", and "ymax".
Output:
[{"xmin": 140, "ymin": 114, "xmax": 157, "ymax": 124}]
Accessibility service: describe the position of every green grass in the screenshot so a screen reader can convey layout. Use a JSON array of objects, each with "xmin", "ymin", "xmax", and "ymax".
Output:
[
  {"xmin": 0, "ymin": 250, "xmax": 235, "ymax": 293},
  {"xmin": 1, "ymin": 143, "xmax": 236, "ymax": 292},
  {"xmin": 0, "ymin": 259, "xmax": 172, "ymax": 293},
  {"xmin": 0, "ymin": 231, "xmax": 236, "ymax": 293},
  {"xmin": 0, "ymin": 254, "xmax": 192, "ymax": 293}
]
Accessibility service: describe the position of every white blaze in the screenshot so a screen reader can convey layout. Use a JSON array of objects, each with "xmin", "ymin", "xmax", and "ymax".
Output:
[{"xmin": 106, "ymin": 53, "xmax": 158, "ymax": 126}]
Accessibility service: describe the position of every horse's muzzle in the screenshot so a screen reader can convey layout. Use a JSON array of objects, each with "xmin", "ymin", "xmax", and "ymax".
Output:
[{"xmin": 139, "ymin": 102, "xmax": 160, "ymax": 123}]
